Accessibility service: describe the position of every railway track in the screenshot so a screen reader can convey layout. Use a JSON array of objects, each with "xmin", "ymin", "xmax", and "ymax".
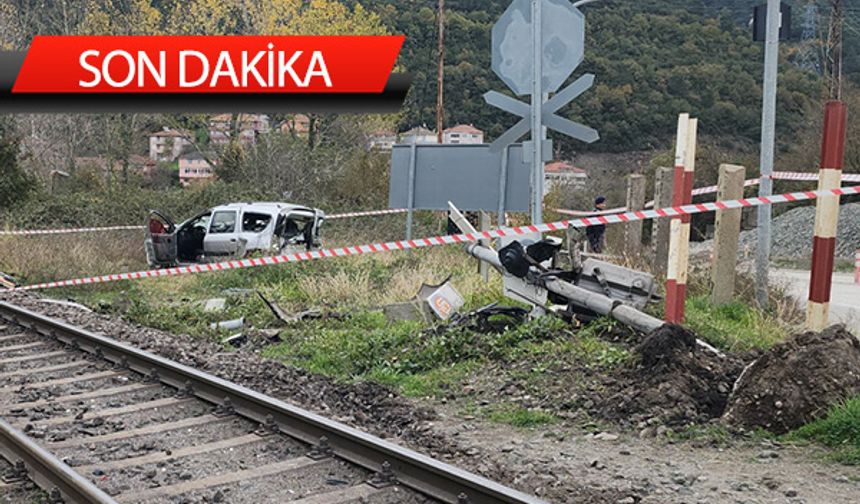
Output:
[{"xmin": 0, "ymin": 301, "xmax": 546, "ymax": 504}]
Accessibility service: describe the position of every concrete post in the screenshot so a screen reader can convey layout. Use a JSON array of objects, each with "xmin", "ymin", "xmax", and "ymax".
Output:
[
  {"xmin": 854, "ymin": 249, "xmax": 860, "ymax": 285},
  {"xmin": 807, "ymin": 101, "xmax": 848, "ymax": 331},
  {"xmin": 710, "ymin": 164, "xmax": 746, "ymax": 306},
  {"xmin": 624, "ymin": 174, "xmax": 646, "ymax": 259},
  {"xmin": 651, "ymin": 167, "xmax": 674, "ymax": 276}
]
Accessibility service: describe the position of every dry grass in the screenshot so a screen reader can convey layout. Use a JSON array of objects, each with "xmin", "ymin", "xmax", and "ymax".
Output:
[
  {"xmin": 291, "ymin": 247, "xmax": 501, "ymax": 310},
  {"xmin": 0, "ymin": 232, "xmax": 147, "ymax": 284}
]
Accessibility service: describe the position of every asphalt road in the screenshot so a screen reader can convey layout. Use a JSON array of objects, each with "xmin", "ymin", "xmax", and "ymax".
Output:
[{"xmin": 771, "ymin": 268, "xmax": 860, "ymax": 335}]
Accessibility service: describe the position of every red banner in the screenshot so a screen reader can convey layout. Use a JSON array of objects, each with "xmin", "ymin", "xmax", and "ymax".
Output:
[{"xmin": 12, "ymin": 36, "xmax": 404, "ymax": 94}]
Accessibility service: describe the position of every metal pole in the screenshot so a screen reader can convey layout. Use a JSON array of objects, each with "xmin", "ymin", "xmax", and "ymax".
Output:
[
  {"xmin": 406, "ymin": 139, "xmax": 417, "ymax": 240},
  {"xmin": 755, "ymin": 0, "xmax": 781, "ymax": 308},
  {"xmin": 531, "ymin": 0, "xmax": 544, "ymax": 224},
  {"xmin": 497, "ymin": 145, "xmax": 509, "ymax": 226},
  {"xmin": 828, "ymin": 0, "xmax": 844, "ymax": 101},
  {"xmin": 436, "ymin": 0, "xmax": 445, "ymax": 143}
]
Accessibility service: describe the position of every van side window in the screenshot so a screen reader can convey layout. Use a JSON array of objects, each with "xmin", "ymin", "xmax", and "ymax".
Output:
[
  {"xmin": 210, "ymin": 211, "xmax": 237, "ymax": 234},
  {"xmin": 242, "ymin": 213, "xmax": 272, "ymax": 233}
]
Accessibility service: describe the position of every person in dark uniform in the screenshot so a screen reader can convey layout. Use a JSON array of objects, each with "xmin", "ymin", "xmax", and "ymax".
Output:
[{"xmin": 586, "ymin": 196, "xmax": 607, "ymax": 253}]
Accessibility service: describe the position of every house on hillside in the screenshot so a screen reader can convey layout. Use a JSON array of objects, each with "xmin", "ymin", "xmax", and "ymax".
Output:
[
  {"xmin": 544, "ymin": 160, "xmax": 587, "ymax": 194},
  {"xmin": 443, "ymin": 124, "xmax": 484, "ymax": 144},
  {"xmin": 280, "ymin": 114, "xmax": 313, "ymax": 136},
  {"xmin": 209, "ymin": 114, "xmax": 271, "ymax": 146},
  {"xmin": 148, "ymin": 128, "xmax": 193, "ymax": 162},
  {"xmin": 178, "ymin": 151, "xmax": 216, "ymax": 187},
  {"xmin": 367, "ymin": 129, "xmax": 397, "ymax": 151},
  {"xmin": 399, "ymin": 126, "xmax": 437, "ymax": 144}
]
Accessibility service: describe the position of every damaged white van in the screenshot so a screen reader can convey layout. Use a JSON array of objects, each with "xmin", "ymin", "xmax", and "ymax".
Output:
[{"xmin": 145, "ymin": 202, "xmax": 325, "ymax": 267}]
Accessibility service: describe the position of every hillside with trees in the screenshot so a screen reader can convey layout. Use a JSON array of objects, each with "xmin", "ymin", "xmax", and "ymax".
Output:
[{"xmin": 368, "ymin": 0, "xmax": 849, "ymax": 153}]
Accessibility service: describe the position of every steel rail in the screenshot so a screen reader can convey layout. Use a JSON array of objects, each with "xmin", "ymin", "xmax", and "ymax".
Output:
[
  {"xmin": 0, "ymin": 417, "xmax": 118, "ymax": 504},
  {"xmin": 0, "ymin": 301, "xmax": 547, "ymax": 504}
]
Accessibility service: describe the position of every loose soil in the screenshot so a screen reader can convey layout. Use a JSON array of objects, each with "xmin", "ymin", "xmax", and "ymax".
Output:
[
  {"xmin": 723, "ymin": 325, "xmax": 860, "ymax": 434},
  {"xmin": 599, "ymin": 325, "xmax": 746, "ymax": 428}
]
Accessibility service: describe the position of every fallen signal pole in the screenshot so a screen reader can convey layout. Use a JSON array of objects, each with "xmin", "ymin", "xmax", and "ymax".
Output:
[{"xmin": 447, "ymin": 202, "xmax": 665, "ymax": 334}]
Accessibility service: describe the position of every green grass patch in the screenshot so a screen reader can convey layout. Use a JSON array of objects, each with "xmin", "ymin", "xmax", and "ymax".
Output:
[
  {"xmin": 366, "ymin": 361, "xmax": 479, "ymax": 398},
  {"xmin": 485, "ymin": 404, "xmax": 558, "ymax": 428},
  {"xmin": 261, "ymin": 314, "xmax": 569, "ymax": 380},
  {"xmin": 787, "ymin": 396, "xmax": 860, "ymax": 465},
  {"xmin": 684, "ymin": 295, "xmax": 788, "ymax": 352}
]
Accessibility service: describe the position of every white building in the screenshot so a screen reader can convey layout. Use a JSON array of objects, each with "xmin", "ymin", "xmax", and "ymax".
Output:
[
  {"xmin": 367, "ymin": 130, "xmax": 397, "ymax": 151},
  {"xmin": 178, "ymin": 151, "xmax": 216, "ymax": 187},
  {"xmin": 209, "ymin": 114, "xmax": 271, "ymax": 146},
  {"xmin": 544, "ymin": 160, "xmax": 588, "ymax": 194},
  {"xmin": 149, "ymin": 128, "xmax": 192, "ymax": 162},
  {"xmin": 399, "ymin": 126, "xmax": 437, "ymax": 145},
  {"xmin": 443, "ymin": 124, "xmax": 484, "ymax": 144}
]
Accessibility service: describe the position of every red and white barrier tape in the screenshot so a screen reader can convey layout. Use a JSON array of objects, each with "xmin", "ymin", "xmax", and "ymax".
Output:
[
  {"xmin": 4, "ymin": 172, "xmax": 859, "ymax": 235},
  {"xmin": 327, "ymin": 208, "xmax": 408, "ymax": 219},
  {"xmin": 0, "ymin": 208, "xmax": 410, "ymax": 236},
  {"xmin": 15, "ymin": 185, "xmax": 860, "ymax": 291},
  {"xmin": 0, "ymin": 225, "xmax": 145, "ymax": 237},
  {"xmin": 558, "ymin": 171, "xmax": 860, "ymax": 217}
]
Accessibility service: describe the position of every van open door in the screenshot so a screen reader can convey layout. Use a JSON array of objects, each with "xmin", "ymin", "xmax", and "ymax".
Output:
[
  {"xmin": 274, "ymin": 208, "xmax": 325, "ymax": 252},
  {"xmin": 145, "ymin": 210, "xmax": 177, "ymax": 267}
]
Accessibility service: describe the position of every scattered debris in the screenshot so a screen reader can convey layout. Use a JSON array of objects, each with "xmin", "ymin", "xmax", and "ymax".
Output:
[
  {"xmin": 417, "ymin": 277, "xmax": 465, "ymax": 321},
  {"xmin": 428, "ymin": 303, "xmax": 529, "ymax": 334},
  {"xmin": 257, "ymin": 291, "xmax": 340, "ymax": 324},
  {"xmin": 222, "ymin": 333, "xmax": 247, "ymax": 348},
  {"xmin": 257, "ymin": 291, "xmax": 291, "ymax": 323},
  {"xmin": 210, "ymin": 317, "xmax": 244, "ymax": 332},
  {"xmin": 203, "ymin": 298, "xmax": 227, "ymax": 312},
  {"xmin": 381, "ymin": 277, "xmax": 466, "ymax": 323},
  {"xmin": 257, "ymin": 328, "xmax": 282, "ymax": 342},
  {"xmin": 0, "ymin": 271, "xmax": 17, "ymax": 290},
  {"xmin": 722, "ymin": 325, "xmax": 860, "ymax": 434},
  {"xmin": 600, "ymin": 325, "xmax": 744, "ymax": 427},
  {"xmin": 383, "ymin": 301, "xmax": 424, "ymax": 323}
]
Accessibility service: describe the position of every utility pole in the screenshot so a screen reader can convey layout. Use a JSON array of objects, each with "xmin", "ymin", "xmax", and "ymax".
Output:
[
  {"xmin": 797, "ymin": 1, "xmax": 821, "ymax": 75},
  {"xmin": 826, "ymin": 0, "xmax": 844, "ymax": 100},
  {"xmin": 531, "ymin": 0, "xmax": 544, "ymax": 224},
  {"xmin": 436, "ymin": 0, "xmax": 445, "ymax": 144},
  {"xmin": 755, "ymin": 0, "xmax": 781, "ymax": 309}
]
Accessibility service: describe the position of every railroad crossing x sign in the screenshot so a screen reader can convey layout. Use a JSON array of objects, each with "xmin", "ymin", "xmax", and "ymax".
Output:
[{"xmin": 485, "ymin": 73, "xmax": 599, "ymax": 151}]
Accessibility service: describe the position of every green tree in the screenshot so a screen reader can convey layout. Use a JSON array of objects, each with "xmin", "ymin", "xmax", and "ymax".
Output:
[{"xmin": 0, "ymin": 119, "xmax": 37, "ymax": 210}]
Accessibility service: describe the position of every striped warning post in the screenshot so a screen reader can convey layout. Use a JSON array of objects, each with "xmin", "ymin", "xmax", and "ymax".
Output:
[
  {"xmin": 807, "ymin": 101, "xmax": 848, "ymax": 331},
  {"xmin": 665, "ymin": 114, "xmax": 697, "ymax": 324}
]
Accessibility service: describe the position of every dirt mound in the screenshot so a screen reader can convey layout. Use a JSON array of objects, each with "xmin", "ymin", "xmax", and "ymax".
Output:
[
  {"xmin": 722, "ymin": 325, "xmax": 860, "ymax": 434},
  {"xmin": 599, "ymin": 325, "xmax": 744, "ymax": 427}
]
